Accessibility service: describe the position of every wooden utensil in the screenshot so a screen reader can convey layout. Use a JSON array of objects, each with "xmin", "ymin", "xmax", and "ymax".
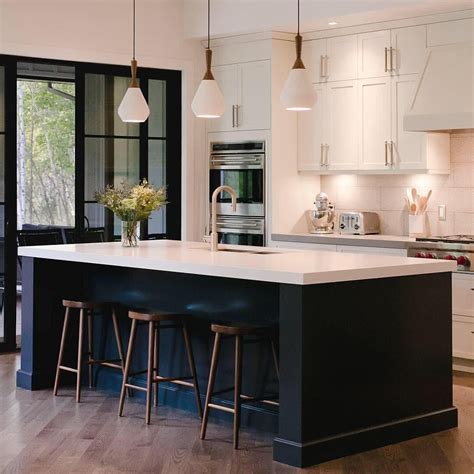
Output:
[
  {"xmin": 411, "ymin": 188, "xmax": 418, "ymax": 207},
  {"xmin": 410, "ymin": 203, "xmax": 417, "ymax": 215}
]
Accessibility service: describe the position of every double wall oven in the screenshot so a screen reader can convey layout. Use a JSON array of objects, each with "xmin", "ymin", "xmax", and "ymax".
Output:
[{"xmin": 209, "ymin": 141, "xmax": 265, "ymax": 246}]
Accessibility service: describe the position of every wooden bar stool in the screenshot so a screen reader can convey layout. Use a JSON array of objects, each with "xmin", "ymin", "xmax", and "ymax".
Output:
[
  {"xmin": 118, "ymin": 309, "xmax": 203, "ymax": 425},
  {"xmin": 54, "ymin": 300, "xmax": 127, "ymax": 403},
  {"xmin": 200, "ymin": 323, "xmax": 279, "ymax": 449}
]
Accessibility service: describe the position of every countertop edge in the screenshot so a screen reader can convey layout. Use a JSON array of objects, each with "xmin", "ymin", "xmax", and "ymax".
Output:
[{"xmin": 18, "ymin": 244, "xmax": 455, "ymax": 286}]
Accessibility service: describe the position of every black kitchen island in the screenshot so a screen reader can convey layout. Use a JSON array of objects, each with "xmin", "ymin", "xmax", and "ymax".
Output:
[{"xmin": 16, "ymin": 240, "xmax": 458, "ymax": 467}]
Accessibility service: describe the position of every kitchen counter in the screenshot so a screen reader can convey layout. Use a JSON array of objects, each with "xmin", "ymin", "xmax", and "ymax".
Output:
[
  {"xmin": 18, "ymin": 240, "xmax": 452, "ymax": 285},
  {"xmin": 17, "ymin": 240, "xmax": 457, "ymax": 468},
  {"xmin": 272, "ymin": 232, "xmax": 415, "ymax": 249}
]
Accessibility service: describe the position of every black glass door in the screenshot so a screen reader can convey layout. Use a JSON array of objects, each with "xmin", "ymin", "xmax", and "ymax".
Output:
[{"xmin": 0, "ymin": 57, "xmax": 18, "ymax": 351}]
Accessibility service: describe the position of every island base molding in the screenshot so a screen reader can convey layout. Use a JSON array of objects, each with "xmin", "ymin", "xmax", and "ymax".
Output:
[{"xmin": 273, "ymin": 407, "xmax": 458, "ymax": 467}]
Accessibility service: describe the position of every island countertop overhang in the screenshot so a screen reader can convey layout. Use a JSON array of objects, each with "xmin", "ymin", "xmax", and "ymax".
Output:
[{"xmin": 18, "ymin": 240, "xmax": 456, "ymax": 285}]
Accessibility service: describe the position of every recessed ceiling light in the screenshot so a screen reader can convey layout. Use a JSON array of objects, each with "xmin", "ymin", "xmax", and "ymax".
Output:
[{"xmin": 328, "ymin": 21, "xmax": 338, "ymax": 26}]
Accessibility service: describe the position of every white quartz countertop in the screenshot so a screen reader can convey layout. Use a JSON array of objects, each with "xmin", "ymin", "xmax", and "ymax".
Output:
[
  {"xmin": 272, "ymin": 233, "xmax": 415, "ymax": 249},
  {"xmin": 18, "ymin": 240, "xmax": 456, "ymax": 285}
]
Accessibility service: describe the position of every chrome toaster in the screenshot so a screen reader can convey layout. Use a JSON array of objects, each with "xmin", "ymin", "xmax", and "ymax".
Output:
[{"xmin": 338, "ymin": 212, "xmax": 380, "ymax": 235}]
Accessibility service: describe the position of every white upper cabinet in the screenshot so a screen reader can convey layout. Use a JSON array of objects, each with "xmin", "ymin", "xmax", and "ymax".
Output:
[
  {"xmin": 391, "ymin": 75, "xmax": 425, "ymax": 170},
  {"xmin": 239, "ymin": 61, "xmax": 271, "ymax": 131},
  {"xmin": 297, "ymin": 84, "xmax": 325, "ymax": 170},
  {"xmin": 326, "ymin": 35, "xmax": 358, "ymax": 82},
  {"xmin": 325, "ymin": 81, "xmax": 358, "ymax": 170},
  {"xmin": 207, "ymin": 60, "xmax": 271, "ymax": 133},
  {"xmin": 308, "ymin": 39, "xmax": 327, "ymax": 83},
  {"xmin": 358, "ymin": 77, "xmax": 392, "ymax": 170},
  {"xmin": 307, "ymin": 35, "xmax": 358, "ymax": 83},
  {"xmin": 358, "ymin": 30, "xmax": 391, "ymax": 78},
  {"xmin": 391, "ymin": 25, "xmax": 427, "ymax": 75},
  {"xmin": 206, "ymin": 64, "xmax": 239, "ymax": 133}
]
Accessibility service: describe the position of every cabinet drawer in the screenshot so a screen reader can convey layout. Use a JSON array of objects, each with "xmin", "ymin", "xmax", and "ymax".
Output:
[
  {"xmin": 453, "ymin": 273, "xmax": 474, "ymax": 318},
  {"xmin": 453, "ymin": 316, "xmax": 474, "ymax": 360}
]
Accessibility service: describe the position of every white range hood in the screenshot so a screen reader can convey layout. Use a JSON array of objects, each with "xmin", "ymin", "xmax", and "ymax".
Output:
[{"xmin": 404, "ymin": 43, "xmax": 474, "ymax": 132}]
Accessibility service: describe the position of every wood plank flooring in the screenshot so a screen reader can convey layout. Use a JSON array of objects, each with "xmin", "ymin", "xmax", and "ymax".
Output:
[{"xmin": 0, "ymin": 352, "xmax": 473, "ymax": 473}]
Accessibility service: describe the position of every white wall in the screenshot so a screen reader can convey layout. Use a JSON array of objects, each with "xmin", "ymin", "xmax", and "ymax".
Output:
[{"xmin": 0, "ymin": 0, "xmax": 206, "ymax": 241}]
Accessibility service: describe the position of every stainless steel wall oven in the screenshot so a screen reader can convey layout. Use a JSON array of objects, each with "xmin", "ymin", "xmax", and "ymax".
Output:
[{"xmin": 209, "ymin": 141, "xmax": 265, "ymax": 246}]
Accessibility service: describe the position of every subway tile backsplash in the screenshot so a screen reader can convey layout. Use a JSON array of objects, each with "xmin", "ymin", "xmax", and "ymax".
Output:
[{"xmin": 321, "ymin": 131, "xmax": 474, "ymax": 236}]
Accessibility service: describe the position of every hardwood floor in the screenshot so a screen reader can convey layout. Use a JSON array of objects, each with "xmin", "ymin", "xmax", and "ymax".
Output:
[{"xmin": 0, "ymin": 352, "xmax": 473, "ymax": 473}]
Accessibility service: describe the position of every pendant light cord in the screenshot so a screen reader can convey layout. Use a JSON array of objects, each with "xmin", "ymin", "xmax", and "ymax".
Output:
[
  {"xmin": 207, "ymin": 0, "xmax": 211, "ymax": 50},
  {"xmin": 133, "ymin": 0, "xmax": 136, "ymax": 59},
  {"xmin": 297, "ymin": 0, "xmax": 300, "ymax": 35}
]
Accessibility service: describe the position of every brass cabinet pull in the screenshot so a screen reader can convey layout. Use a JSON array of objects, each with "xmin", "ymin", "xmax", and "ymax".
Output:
[
  {"xmin": 384, "ymin": 47, "xmax": 388, "ymax": 73},
  {"xmin": 389, "ymin": 47, "xmax": 395, "ymax": 72},
  {"xmin": 384, "ymin": 141, "xmax": 389, "ymax": 166},
  {"xmin": 390, "ymin": 141, "xmax": 394, "ymax": 166},
  {"xmin": 235, "ymin": 105, "xmax": 241, "ymax": 127},
  {"xmin": 320, "ymin": 55, "xmax": 325, "ymax": 78},
  {"xmin": 324, "ymin": 144, "xmax": 329, "ymax": 167},
  {"xmin": 232, "ymin": 105, "xmax": 235, "ymax": 128},
  {"xmin": 320, "ymin": 144, "xmax": 325, "ymax": 167}
]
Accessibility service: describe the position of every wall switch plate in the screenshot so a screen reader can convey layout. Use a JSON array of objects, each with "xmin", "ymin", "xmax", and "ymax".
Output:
[{"xmin": 438, "ymin": 205, "xmax": 446, "ymax": 221}]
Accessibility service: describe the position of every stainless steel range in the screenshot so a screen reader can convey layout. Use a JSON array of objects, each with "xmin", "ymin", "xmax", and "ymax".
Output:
[{"xmin": 407, "ymin": 235, "xmax": 473, "ymax": 273}]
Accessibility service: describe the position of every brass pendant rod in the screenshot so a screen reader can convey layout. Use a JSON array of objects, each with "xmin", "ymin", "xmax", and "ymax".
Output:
[
  {"xmin": 129, "ymin": 0, "xmax": 138, "ymax": 88},
  {"xmin": 202, "ymin": 0, "xmax": 214, "ymax": 80},
  {"xmin": 292, "ymin": 0, "xmax": 305, "ymax": 69}
]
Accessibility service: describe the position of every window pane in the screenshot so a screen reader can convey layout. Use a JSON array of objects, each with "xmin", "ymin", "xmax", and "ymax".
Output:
[
  {"xmin": 85, "ymin": 137, "xmax": 139, "ymax": 200},
  {"xmin": 85, "ymin": 202, "xmax": 105, "ymax": 228},
  {"xmin": 17, "ymin": 80, "xmax": 75, "ymax": 227},
  {"xmin": 148, "ymin": 140, "xmax": 166, "ymax": 235},
  {"xmin": 85, "ymin": 74, "xmax": 139, "ymax": 137},
  {"xmin": 149, "ymin": 79, "xmax": 166, "ymax": 138},
  {"xmin": 0, "ymin": 66, "xmax": 4, "ymax": 132}
]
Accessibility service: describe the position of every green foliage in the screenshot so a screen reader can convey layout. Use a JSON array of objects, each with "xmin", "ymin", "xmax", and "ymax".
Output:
[{"xmin": 17, "ymin": 80, "xmax": 75, "ymax": 226}]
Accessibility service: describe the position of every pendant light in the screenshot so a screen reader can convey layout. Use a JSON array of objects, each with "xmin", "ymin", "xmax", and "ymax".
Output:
[
  {"xmin": 191, "ymin": 0, "xmax": 225, "ymax": 118},
  {"xmin": 280, "ymin": 0, "xmax": 317, "ymax": 111},
  {"xmin": 118, "ymin": 0, "xmax": 150, "ymax": 123}
]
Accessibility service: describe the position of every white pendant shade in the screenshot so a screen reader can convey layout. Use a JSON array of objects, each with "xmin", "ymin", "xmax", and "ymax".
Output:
[
  {"xmin": 118, "ymin": 86, "xmax": 150, "ymax": 123},
  {"xmin": 191, "ymin": 79, "xmax": 225, "ymax": 118},
  {"xmin": 280, "ymin": 68, "xmax": 317, "ymax": 111}
]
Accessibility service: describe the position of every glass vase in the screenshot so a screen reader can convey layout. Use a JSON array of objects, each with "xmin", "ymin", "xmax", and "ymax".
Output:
[{"xmin": 121, "ymin": 221, "xmax": 140, "ymax": 247}]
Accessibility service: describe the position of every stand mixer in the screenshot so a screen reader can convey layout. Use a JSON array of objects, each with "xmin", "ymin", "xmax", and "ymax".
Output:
[{"xmin": 310, "ymin": 192, "xmax": 336, "ymax": 234}]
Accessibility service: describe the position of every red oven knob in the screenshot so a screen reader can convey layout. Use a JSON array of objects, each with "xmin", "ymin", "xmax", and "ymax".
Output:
[
  {"xmin": 457, "ymin": 255, "xmax": 471, "ymax": 267},
  {"xmin": 426, "ymin": 253, "xmax": 437, "ymax": 259},
  {"xmin": 415, "ymin": 252, "xmax": 426, "ymax": 258},
  {"xmin": 444, "ymin": 255, "xmax": 457, "ymax": 261}
]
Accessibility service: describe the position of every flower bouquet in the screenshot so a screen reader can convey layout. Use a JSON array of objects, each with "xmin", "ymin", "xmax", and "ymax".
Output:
[{"xmin": 95, "ymin": 179, "xmax": 167, "ymax": 247}]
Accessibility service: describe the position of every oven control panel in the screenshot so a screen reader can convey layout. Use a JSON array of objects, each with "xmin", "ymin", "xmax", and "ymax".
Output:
[{"xmin": 408, "ymin": 249, "xmax": 472, "ymax": 271}]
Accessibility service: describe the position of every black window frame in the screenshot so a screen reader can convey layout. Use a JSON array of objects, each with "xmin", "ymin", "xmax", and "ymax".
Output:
[{"xmin": 0, "ymin": 54, "xmax": 182, "ymax": 352}]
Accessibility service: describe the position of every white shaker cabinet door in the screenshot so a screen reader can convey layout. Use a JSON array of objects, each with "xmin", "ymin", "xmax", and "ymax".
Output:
[
  {"xmin": 325, "ymin": 80, "xmax": 358, "ymax": 170},
  {"xmin": 326, "ymin": 35, "xmax": 358, "ymax": 82},
  {"xmin": 307, "ymin": 38, "xmax": 327, "ymax": 83},
  {"xmin": 239, "ymin": 60, "xmax": 271, "ymax": 131},
  {"xmin": 297, "ymin": 84, "xmax": 325, "ymax": 171},
  {"xmin": 206, "ymin": 64, "xmax": 239, "ymax": 133},
  {"xmin": 391, "ymin": 75, "xmax": 425, "ymax": 170},
  {"xmin": 358, "ymin": 78, "xmax": 392, "ymax": 170},
  {"xmin": 391, "ymin": 25, "xmax": 426, "ymax": 75},
  {"xmin": 358, "ymin": 30, "xmax": 391, "ymax": 79}
]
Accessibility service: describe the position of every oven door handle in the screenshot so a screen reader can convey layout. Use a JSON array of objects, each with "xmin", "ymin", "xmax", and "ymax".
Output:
[{"xmin": 216, "ymin": 227, "xmax": 264, "ymax": 235}]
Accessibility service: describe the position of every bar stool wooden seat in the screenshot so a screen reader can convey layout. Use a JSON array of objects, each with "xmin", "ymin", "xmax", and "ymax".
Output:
[
  {"xmin": 200, "ymin": 323, "xmax": 279, "ymax": 449},
  {"xmin": 118, "ymin": 309, "xmax": 203, "ymax": 425},
  {"xmin": 53, "ymin": 300, "xmax": 127, "ymax": 403}
]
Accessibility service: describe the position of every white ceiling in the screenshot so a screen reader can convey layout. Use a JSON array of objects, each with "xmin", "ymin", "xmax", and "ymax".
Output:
[{"xmin": 183, "ymin": 0, "xmax": 473, "ymax": 38}]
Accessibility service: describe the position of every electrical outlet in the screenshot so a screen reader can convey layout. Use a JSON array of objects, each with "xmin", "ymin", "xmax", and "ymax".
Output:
[{"xmin": 438, "ymin": 205, "xmax": 446, "ymax": 221}]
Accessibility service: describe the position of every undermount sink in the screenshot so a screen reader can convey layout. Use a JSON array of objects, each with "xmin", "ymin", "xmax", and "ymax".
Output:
[
  {"xmin": 218, "ymin": 248, "xmax": 281, "ymax": 255},
  {"xmin": 192, "ymin": 246, "xmax": 282, "ymax": 255}
]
